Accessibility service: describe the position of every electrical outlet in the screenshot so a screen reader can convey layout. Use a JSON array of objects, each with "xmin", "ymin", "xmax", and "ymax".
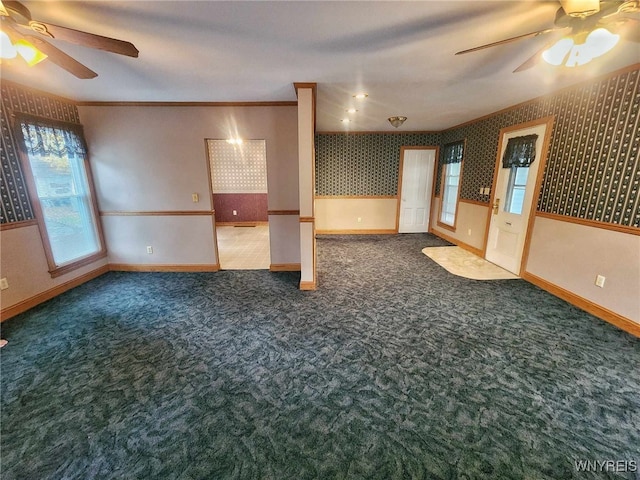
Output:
[
  {"xmin": 357, "ymin": 217, "xmax": 362, "ymax": 223},
  {"xmin": 146, "ymin": 246, "xmax": 153, "ymax": 254},
  {"xmin": 192, "ymin": 193, "xmax": 199, "ymax": 203},
  {"xmin": 467, "ymin": 229, "xmax": 472, "ymax": 236},
  {"xmin": 595, "ymin": 275, "xmax": 606, "ymax": 288},
  {"xmin": 0, "ymin": 278, "xmax": 8, "ymax": 290},
  {"xmin": 233, "ymin": 210, "xmax": 237, "ymax": 216}
]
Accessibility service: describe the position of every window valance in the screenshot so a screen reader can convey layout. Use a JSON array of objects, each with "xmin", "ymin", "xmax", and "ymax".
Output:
[
  {"xmin": 442, "ymin": 141, "xmax": 464, "ymax": 164},
  {"xmin": 502, "ymin": 134, "xmax": 538, "ymax": 168},
  {"xmin": 19, "ymin": 121, "xmax": 86, "ymax": 159}
]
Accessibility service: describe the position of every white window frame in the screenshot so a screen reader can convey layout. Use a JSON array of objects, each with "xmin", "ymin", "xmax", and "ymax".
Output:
[{"xmin": 438, "ymin": 140, "xmax": 464, "ymax": 231}]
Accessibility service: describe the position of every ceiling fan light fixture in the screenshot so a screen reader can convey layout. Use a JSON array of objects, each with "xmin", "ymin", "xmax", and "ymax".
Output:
[
  {"xmin": 559, "ymin": 0, "xmax": 600, "ymax": 17},
  {"xmin": 13, "ymin": 39, "xmax": 47, "ymax": 66},
  {"xmin": 581, "ymin": 27, "xmax": 620, "ymax": 59},
  {"xmin": 542, "ymin": 37, "xmax": 574, "ymax": 66},
  {"xmin": 0, "ymin": 30, "xmax": 17, "ymax": 59},
  {"xmin": 388, "ymin": 116, "xmax": 407, "ymax": 128},
  {"xmin": 542, "ymin": 28, "xmax": 620, "ymax": 67}
]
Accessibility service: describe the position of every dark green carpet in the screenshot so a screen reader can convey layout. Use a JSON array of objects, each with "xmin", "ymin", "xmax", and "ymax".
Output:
[{"xmin": 2, "ymin": 234, "xmax": 639, "ymax": 479}]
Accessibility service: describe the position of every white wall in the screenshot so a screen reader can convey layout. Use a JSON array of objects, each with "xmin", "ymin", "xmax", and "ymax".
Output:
[
  {"xmin": 78, "ymin": 105, "xmax": 299, "ymax": 268},
  {"xmin": 102, "ymin": 216, "xmax": 217, "ymax": 266},
  {"xmin": 315, "ymin": 198, "xmax": 398, "ymax": 232},
  {"xmin": 525, "ymin": 216, "xmax": 640, "ymax": 323},
  {"xmin": 430, "ymin": 199, "xmax": 489, "ymax": 252},
  {"xmin": 0, "ymin": 225, "xmax": 108, "ymax": 310}
]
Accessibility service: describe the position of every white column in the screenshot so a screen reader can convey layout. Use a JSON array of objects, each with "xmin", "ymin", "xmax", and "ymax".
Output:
[{"xmin": 296, "ymin": 84, "xmax": 316, "ymax": 290}]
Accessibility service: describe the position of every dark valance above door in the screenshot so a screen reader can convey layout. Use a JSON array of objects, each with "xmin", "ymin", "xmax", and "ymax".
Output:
[{"xmin": 502, "ymin": 134, "xmax": 538, "ymax": 168}]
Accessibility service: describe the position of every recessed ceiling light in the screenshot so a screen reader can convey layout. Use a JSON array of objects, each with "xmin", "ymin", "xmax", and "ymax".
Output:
[
  {"xmin": 346, "ymin": 108, "xmax": 358, "ymax": 114},
  {"xmin": 353, "ymin": 93, "xmax": 368, "ymax": 99},
  {"xmin": 341, "ymin": 118, "xmax": 351, "ymax": 123}
]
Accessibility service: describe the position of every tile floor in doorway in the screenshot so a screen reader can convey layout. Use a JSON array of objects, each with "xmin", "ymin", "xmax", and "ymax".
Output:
[{"xmin": 216, "ymin": 225, "xmax": 270, "ymax": 270}]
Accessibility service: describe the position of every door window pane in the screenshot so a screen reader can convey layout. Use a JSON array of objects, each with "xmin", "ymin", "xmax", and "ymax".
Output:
[{"xmin": 505, "ymin": 166, "xmax": 529, "ymax": 215}]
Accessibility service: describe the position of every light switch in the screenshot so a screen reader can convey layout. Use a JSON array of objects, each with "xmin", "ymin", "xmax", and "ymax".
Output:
[{"xmin": 192, "ymin": 193, "xmax": 199, "ymax": 203}]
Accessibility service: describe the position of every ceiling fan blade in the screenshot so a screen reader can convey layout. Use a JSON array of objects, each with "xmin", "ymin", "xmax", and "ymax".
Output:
[
  {"xmin": 29, "ymin": 21, "xmax": 139, "ymax": 57},
  {"xmin": 23, "ymin": 34, "xmax": 98, "ymax": 79},
  {"xmin": 455, "ymin": 28, "xmax": 559, "ymax": 55},
  {"xmin": 512, "ymin": 35, "xmax": 565, "ymax": 73}
]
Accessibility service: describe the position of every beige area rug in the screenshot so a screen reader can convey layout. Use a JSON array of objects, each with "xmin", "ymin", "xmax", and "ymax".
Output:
[{"xmin": 422, "ymin": 246, "xmax": 519, "ymax": 280}]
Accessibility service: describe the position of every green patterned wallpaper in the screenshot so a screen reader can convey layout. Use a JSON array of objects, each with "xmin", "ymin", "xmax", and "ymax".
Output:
[
  {"xmin": 1, "ymin": 82, "xmax": 80, "ymax": 224},
  {"xmin": 316, "ymin": 67, "xmax": 639, "ymax": 228},
  {"xmin": 441, "ymin": 68, "xmax": 639, "ymax": 227},
  {"xmin": 315, "ymin": 133, "xmax": 440, "ymax": 196},
  {"xmin": 3, "ymin": 69, "xmax": 638, "ymax": 229}
]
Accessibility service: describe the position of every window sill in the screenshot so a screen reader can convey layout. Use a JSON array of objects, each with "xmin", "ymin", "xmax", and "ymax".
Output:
[
  {"xmin": 49, "ymin": 250, "xmax": 108, "ymax": 279},
  {"xmin": 436, "ymin": 221, "xmax": 457, "ymax": 232}
]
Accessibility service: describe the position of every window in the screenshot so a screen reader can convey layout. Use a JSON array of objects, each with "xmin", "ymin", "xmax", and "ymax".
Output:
[
  {"xmin": 504, "ymin": 166, "xmax": 529, "ymax": 214},
  {"xmin": 438, "ymin": 140, "xmax": 464, "ymax": 229},
  {"xmin": 16, "ymin": 115, "xmax": 106, "ymax": 277},
  {"xmin": 501, "ymin": 133, "xmax": 537, "ymax": 216}
]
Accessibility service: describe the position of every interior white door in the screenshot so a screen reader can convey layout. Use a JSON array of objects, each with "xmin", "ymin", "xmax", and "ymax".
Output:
[
  {"xmin": 485, "ymin": 123, "xmax": 548, "ymax": 274},
  {"xmin": 398, "ymin": 148, "xmax": 435, "ymax": 233}
]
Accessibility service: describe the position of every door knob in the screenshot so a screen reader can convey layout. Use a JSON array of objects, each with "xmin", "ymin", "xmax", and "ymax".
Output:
[{"xmin": 492, "ymin": 198, "xmax": 500, "ymax": 215}]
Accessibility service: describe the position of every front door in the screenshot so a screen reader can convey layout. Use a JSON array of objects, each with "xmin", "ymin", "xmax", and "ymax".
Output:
[
  {"xmin": 485, "ymin": 118, "xmax": 553, "ymax": 274},
  {"xmin": 398, "ymin": 147, "xmax": 436, "ymax": 233}
]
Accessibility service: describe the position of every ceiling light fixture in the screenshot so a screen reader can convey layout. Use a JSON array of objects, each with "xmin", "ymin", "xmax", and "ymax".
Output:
[
  {"xmin": 346, "ymin": 108, "xmax": 358, "ymax": 114},
  {"xmin": 0, "ymin": 29, "xmax": 47, "ymax": 65},
  {"xmin": 559, "ymin": 0, "xmax": 600, "ymax": 17},
  {"xmin": 13, "ymin": 39, "xmax": 48, "ymax": 66},
  {"xmin": 388, "ymin": 116, "xmax": 407, "ymax": 128},
  {"xmin": 0, "ymin": 30, "xmax": 17, "ymax": 59},
  {"xmin": 341, "ymin": 118, "xmax": 351, "ymax": 123},
  {"xmin": 353, "ymin": 93, "xmax": 368, "ymax": 99},
  {"xmin": 542, "ymin": 28, "xmax": 620, "ymax": 67}
]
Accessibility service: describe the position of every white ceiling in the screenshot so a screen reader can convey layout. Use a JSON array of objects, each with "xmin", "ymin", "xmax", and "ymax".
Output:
[{"xmin": 2, "ymin": 0, "xmax": 639, "ymax": 131}]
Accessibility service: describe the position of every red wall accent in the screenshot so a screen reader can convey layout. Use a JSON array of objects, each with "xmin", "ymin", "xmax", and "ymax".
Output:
[{"xmin": 213, "ymin": 193, "xmax": 268, "ymax": 222}]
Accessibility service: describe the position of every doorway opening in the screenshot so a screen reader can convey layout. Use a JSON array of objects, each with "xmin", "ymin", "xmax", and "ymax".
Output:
[{"xmin": 206, "ymin": 139, "xmax": 270, "ymax": 270}]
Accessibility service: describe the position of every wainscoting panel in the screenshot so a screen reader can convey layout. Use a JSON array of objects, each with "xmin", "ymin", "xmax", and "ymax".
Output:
[
  {"xmin": 0, "ymin": 224, "xmax": 108, "ymax": 318},
  {"xmin": 525, "ymin": 215, "xmax": 640, "ymax": 323},
  {"xmin": 213, "ymin": 193, "xmax": 268, "ymax": 222},
  {"xmin": 315, "ymin": 197, "xmax": 398, "ymax": 233},
  {"xmin": 101, "ymin": 215, "xmax": 217, "ymax": 266}
]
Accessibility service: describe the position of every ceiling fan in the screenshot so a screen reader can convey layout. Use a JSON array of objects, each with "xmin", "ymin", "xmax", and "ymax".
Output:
[
  {"xmin": 0, "ymin": 0, "xmax": 138, "ymax": 79},
  {"xmin": 456, "ymin": 0, "xmax": 640, "ymax": 72}
]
